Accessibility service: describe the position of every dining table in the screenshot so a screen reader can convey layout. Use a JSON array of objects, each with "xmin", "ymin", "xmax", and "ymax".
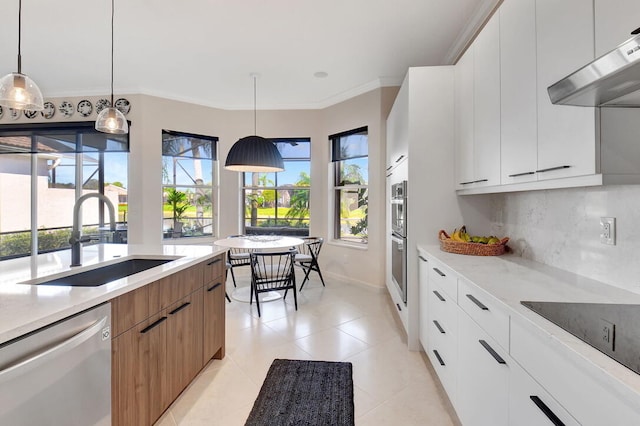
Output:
[{"xmin": 213, "ymin": 235, "xmax": 305, "ymax": 303}]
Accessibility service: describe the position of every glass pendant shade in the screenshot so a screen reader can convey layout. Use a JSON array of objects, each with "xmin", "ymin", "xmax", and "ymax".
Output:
[
  {"xmin": 0, "ymin": 72, "xmax": 44, "ymax": 111},
  {"xmin": 95, "ymin": 107, "xmax": 128, "ymax": 134},
  {"xmin": 225, "ymin": 135, "xmax": 285, "ymax": 172}
]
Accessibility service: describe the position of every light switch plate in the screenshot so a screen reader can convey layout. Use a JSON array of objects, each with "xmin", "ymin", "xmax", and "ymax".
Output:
[{"xmin": 600, "ymin": 217, "xmax": 616, "ymax": 245}]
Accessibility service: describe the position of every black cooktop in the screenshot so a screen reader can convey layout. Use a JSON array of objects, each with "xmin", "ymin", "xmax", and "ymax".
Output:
[{"xmin": 521, "ymin": 301, "xmax": 640, "ymax": 375}]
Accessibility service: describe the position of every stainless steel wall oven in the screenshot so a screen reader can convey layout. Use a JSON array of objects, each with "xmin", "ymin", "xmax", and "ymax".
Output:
[{"xmin": 390, "ymin": 180, "xmax": 407, "ymax": 303}]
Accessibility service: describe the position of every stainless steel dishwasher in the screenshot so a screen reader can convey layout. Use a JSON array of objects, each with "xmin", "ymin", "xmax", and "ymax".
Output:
[{"xmin": 0, "ymin": 303, "xmax": 111, "ymax": 425}]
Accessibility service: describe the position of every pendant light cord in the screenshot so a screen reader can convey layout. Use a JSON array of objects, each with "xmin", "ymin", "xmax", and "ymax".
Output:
[
  {"xmin": 253, "ymin": 75, "xmax": 257, "ymax": 135},
  {"xmin": 17, "ymin": 0, "xmax": 22, "ymax": 73},
  {"xmin": 110, "ymin": 0, "xmax": 115, "ymax": 105}
]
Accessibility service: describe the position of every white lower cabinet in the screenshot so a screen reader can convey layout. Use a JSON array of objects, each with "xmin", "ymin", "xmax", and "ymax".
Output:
[
  {"xmin": 457, "ymin": 309, "xmax": 509, "ymax": 426},
  {"xmin": 509, "ymin": 361, "xmax": 579, "ymax": 426}
]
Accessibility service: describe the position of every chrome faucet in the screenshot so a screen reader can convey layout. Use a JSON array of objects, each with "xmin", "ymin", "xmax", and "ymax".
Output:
[{"xmin": 69, "ymin": 193, "xmax": 116, "ymax": 267}]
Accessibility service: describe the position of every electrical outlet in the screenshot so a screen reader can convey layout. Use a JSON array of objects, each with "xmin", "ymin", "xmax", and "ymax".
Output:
[
  {"xmin": 600, "ymin": 217, "xmax": 616, "ymax": 245},
  {"xmin": 599, "ymin": 318, "xmax": 615, "ymax": 352}
]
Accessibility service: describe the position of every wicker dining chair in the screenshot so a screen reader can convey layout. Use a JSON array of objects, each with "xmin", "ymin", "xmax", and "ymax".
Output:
[
  {"xmin": 249, "ymin": 251, "xmax": 297, "ymax": 317},
  {"xmin": 294, "ymin": 237, "xmax": 325, "ymax": 291}
]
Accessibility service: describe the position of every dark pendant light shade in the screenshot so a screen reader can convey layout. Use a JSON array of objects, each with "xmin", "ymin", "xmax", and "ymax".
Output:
[
  {"xmin": 225, "ymin": 135, "xmax": 284, "ymax": 172},
  {"xmin": 224, "ymin": 74, "xmax": 284, "ymax": 172}
]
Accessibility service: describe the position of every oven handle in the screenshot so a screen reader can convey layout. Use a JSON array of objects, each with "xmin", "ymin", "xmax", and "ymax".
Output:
[
  {"xmin": 391, "ymin": 232, "xmax": 405, "ymax": 243},
  {"xmin": 0, "ymin": 315, "xmax": 108, "ymax": 384}
]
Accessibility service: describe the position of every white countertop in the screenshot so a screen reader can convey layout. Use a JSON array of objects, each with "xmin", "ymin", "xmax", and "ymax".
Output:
[
  {"xmin": 0, "ymin": 244, "xmax": 227, "ymax": 345},
  {"xmin": 417, "ymin": 244, "xmax": 640, "ymax": 398}
]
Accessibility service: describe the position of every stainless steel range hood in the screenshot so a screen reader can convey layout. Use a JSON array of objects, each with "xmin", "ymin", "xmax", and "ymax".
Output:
[{"xmin": 548, "ymin": 32, "xmax": 640, "ymax": 107}]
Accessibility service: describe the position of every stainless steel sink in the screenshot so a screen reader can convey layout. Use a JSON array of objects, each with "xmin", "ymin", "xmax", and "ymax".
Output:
[{"xmin": 24, "ymin": 258, "xmax": 177, "ymax": 287}]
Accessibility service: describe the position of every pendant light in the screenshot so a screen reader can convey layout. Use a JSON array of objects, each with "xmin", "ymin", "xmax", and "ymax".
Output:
[
  {"xmin": 0, "ymin": 0, "xmax": 44, "ymax": 111},
  {"xmin": 95, "ymin": 0, "xmax": 128, "ymax": 134},
  {"xmin": 224, "ymin": 74, "xmax": 284, "ymax": 172}
]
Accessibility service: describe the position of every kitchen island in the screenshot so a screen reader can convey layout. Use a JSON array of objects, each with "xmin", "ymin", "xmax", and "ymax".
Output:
[
  {"xmin": 0, "ymin": 243, "xmax": 228, "ymax": 426},
  {"xmin": 0, "ymin": 243, "xmax": 226, "ymax": 345}
]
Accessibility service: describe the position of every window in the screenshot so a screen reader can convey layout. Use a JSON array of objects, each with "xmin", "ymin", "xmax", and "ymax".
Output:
[
  {"xmin": 242, "ymin": 138, "xmax": 310, "ymax": 236},
  {"xmin": 331, "ymin": 127, "xmax": 368, "ymax": 243},
  {"xmin": 162, "ymin": 130, "xmax": 217, "ymax": 239},
  {"xmin": 0, "ymin": 122, "xmax": 129, "ymax": 260}
]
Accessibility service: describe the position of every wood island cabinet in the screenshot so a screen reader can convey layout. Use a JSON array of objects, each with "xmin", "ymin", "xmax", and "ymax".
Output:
[{"xmin": 111, "ymin": 253, "xmax": 226, "ymax": 426}]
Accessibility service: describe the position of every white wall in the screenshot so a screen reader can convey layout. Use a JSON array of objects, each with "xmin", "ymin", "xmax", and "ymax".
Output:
[
  {"xmin": 490, "ymin": 185, "xmax": 640, "ymax": 294},
  {"xmin": 5, "ymin": 90, "xmax": 395, "ymax": 288}
]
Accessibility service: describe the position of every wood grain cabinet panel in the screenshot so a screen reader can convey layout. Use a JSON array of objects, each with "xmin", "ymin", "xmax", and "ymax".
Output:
[
  {"xmin": 111, "ymin": 257, "xmax": 225, "ymax": 426},
  {"xmin": 112, "ymin": 311, "xmax": 167, "ymax": 426},
  {"xmin": 166, "ymin": 289, "xmax": 204, "ymax": 401}
]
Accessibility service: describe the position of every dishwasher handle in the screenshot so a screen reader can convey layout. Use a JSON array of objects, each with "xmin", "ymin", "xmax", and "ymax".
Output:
[{"xmin": 0, "ymin": 315, "xmax": 108, "ymax": 384}]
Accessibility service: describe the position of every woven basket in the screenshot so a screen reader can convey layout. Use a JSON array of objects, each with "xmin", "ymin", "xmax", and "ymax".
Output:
[{"xmin": 438, "ymin": 230, "xmax": 509, "ymax": 256}]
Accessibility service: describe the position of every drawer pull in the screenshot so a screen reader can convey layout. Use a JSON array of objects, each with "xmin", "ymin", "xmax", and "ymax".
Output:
[
  {"xmin": 207, "ymin": 258, "xmax": 222, "ymax": 266},
  {"xmin": 418, "ymin": 255, "xmax": 428, "ymax": 262},
  {"xmin": 459, "ymin": 181, "xmax": 475, "ymax": 185},
  {"xmin": 508, "ymin": 171, "xmax": 535, "ymax": 177},
  {"xmin": 395, "ymin": 154, "xmax": 405, "ymax": 163},
  {"xmin": 433, "ymin": 320, "xmax": 445, "ymax": 334},
  {"xmin": 386, "ymin": 165, "xmax": 393, "ymax": 171},
  {"xmin": 396, "ymin": 303, "xmax": 402, "ymax": 312},
  {"xmin": 474, "ymin": 179, "xmax": 488, "ymax": 183},
  {"xmin": 479, "ymin": 340, "xmax": 506, "ymax": 364},
  {"xmin": 433, "ymin": 290, "xmax": 445, "ymax": 302},
  {"xmin": 535, "ymin": 165, "xmax": 570, "ymax": 173},
  {"xmin": 433, "ymin": 350, "xmax": 445, "ymax": 366},
  {"xmin": 140, "ymin": 317, "xmax": 167, "ymax": 334},
  {"xmin": 529, "ymin": 396, "xmax": 565, "ymax": 426},
  {"xmin": 168, "ymin": 302, "xmax": 191, "ymax": 315},
  {"xmin": 466, "ymin": 294, "xmax": 489, "ymax": 311},
  {"xmin": 432, "ymin": 267, "xmax": 446, "ymax": 277},
  {"xmin": 207, "ymin": 282, "xmax": 222, "ymax": 292}
]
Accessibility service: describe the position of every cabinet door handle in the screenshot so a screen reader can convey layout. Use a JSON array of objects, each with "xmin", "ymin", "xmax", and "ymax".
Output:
[
  {"xmin": 207, "ymin": 282, "xmax": 222, "ymax": 292},
  {"xmin": 466, "ymin": 294, "xmax": 489, "ymax": 311},
  {"xmin": 433, "ymin": 350, "xmax": 445, "ymax": 366},
  {"xmin": 508, "ymin": 171, "xmax": 535, "ymax": 177},
  {"xmin": 207, "ymin": 258, "xmax": 222, "ymax": 266},
  {"xmin": 479, "ymin": 340, "xmax": 506, "ymax": 364},
  {"xmin": 633, "ymin": 26, "xmax": 640, "ymax": 35},
  {"xmin": 433, "ymin": 290, "xmax": 445, "ymax": 302},
  {"xmin": 386, "ymin": 172, "xmax": 393, "ymax": 178},
  {"xmin": 396, "ymin": 303, "xmax": 402, "ymax": 312},
  {"xmin": 529, "ymin": 396, "xmax": 565, "ymax": 426},
  {"xmin": 386, "ymin": 165, "xmax": 393, "ymax": 171},
  {"xmin": 432, "ymin": 267, "xmax": 446, "ymax": 277},
  {"xmin": 535, "ymin": 165, "xmax": 570, "ymax": 173},
  {"xmin": 433, "ymin": 320, "xmax": 445, "ymax": 334},
  {"xmin": 395, "ymin": 154, "xmax": 405, "ymax": 163},
  {"xmin": 459, "ymin": 181, "xmax": 476, "ymax": 185},
  {"xmin": 473, "ymin": 179, "xmax": 488, "ymax": 183},
  {"xmin": 418, "ymin": 255, "xmax": 427, "ymax": 262},
  {"xmin": 140, "ymin": 317, "xmax": 167, "ymax": 334},
  {"xmin": 168, "ymin": 302, "xmax": 191, "ymax": 315}
]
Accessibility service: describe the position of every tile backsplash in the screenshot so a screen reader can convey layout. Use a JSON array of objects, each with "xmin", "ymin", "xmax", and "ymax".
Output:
[{"xmin": 490, "ymin": 185, "xmax": 640, "ymax": 294}]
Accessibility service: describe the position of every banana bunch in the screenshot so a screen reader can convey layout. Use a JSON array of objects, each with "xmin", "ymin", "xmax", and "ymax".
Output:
[{"xmin": 449, "ymin": 226, "xmax": 501, "ymax": 245}]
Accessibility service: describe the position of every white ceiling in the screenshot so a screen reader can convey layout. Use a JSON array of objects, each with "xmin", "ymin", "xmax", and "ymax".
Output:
[{"xmin": 0, "ymin": 0, "xmax": 497, "ymax": 110}]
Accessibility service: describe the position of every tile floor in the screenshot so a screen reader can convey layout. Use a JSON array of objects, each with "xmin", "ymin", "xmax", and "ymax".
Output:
[{"xmin": 155, "ymin": 270, "xmax": 459, "ymax": 425}]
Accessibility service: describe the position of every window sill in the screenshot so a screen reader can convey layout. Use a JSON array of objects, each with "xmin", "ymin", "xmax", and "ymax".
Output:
[{"xmin": 326, "ymin": 239, "xmax": 368, "ymax": 251}]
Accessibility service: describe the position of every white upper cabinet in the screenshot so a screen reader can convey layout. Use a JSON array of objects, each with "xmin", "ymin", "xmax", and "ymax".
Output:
[
  {"xmin": 595, "ymin": 0, "xmax": 640, "ymax": 56},
  {"xmin": 454, "ymin": 47, "xmax": 475, "ymax": 188},
  {"xmin": 499, "ymin": 0, "xmax": 538, "ymax": 184},
  {"xmin": 535, "ymin": 0, "xmax": 597, "ymax": 180},
  {"xmin": 386, "ymin": 79, "xmax": 409, "ymax": 174},
  {"xmin": 473, "ymin": 13, "xmax": 501, "ymax": 187},
  {"xmin": 455, "ymin": 13, "xmax": 501, "ymax": 190}
]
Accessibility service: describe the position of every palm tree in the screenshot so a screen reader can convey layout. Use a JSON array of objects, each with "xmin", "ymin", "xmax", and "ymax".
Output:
[{"xmin": 286, "ymin": 172, "xmax": 310, "ymax": 226}]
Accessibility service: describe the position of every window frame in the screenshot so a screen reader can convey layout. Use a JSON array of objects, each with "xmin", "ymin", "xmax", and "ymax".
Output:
[
  {"xmin": 330, "ymin": 126, "xmax": 369, "ymax": 244},
  {"xmin": 0, "ymin": 122, "xmax": 130, "ymax": 260},
  {"xmin": 241, "ymin": 138, "xmax": 311, "ymax": 236},
  {"xmin": 161, "ymin": 129, "xmax": 218, "ymax": 240}
]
